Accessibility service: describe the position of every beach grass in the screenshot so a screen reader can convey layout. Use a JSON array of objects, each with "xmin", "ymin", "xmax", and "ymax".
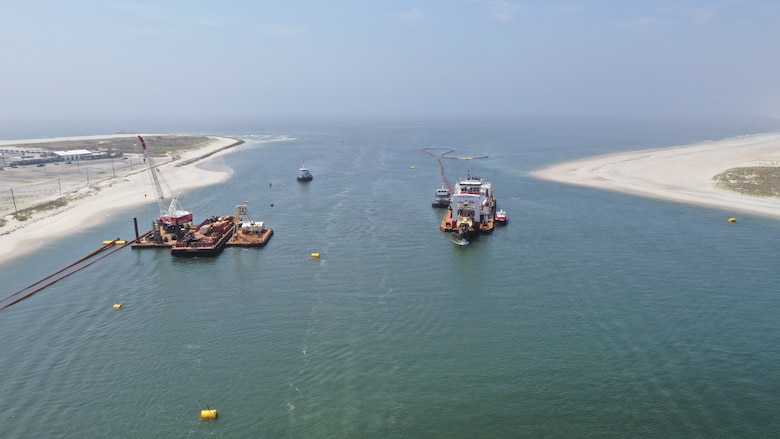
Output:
[{"xmin": 713, "ymin": 166, "xmax": 780, "ymax": 197}]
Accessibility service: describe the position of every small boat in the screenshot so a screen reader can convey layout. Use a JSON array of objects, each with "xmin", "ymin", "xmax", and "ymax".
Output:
[
  {"xmin": 496, "ymin": 209, "xmax": 507, "ymax": 224},
  {"xmin": 432, "ymin": 185, "xmax": 451, "ymax": 208},
  {"xmin": 171, "ymin": 216, "xmax": 235, "ymax": 257},
  {"xmin": 451, "ymin": 233, "xmax": 470, "ymax": 246},
  {"xmin": 297, "ymin": 166, "xmax": 313, "ymax": 182}
]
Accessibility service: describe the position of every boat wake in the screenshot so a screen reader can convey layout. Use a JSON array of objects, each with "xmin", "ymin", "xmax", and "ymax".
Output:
[{"xmin": 451, "ymin": 234, "xmax": 470, "ymax": 246}]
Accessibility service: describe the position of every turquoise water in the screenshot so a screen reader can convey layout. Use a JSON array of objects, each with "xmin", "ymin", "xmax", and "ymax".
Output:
[{"xmin": 2, "ymin": 118, "xmax": 780, "ymax": 437}]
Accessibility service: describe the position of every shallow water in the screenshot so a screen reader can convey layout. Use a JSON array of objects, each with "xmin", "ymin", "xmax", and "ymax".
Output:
[{"xmin": 2, "ymin": 118, "xmax": 780, "ymax": 437}]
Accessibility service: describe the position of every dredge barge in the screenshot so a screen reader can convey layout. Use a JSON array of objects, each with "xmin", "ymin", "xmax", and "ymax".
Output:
[
  {"xmin": 133, "ymin": 203, "xmax": 273, "ymax": 253},
  {"xmin": 440, "ymin": 174, "xmax": 496, "ymax": 238},
  {"xmin": 129, "ymin": 136, "xmax": 274, "ymax": 255},
  {"xmin": 171, "ymin": 216, "xmax": 235, "ymax": 257},
  {"xmin": 131, "ymin": 135, "xmax": 193, "ymax": 249}
]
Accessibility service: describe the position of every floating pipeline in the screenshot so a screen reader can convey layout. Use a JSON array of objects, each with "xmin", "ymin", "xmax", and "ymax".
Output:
[{"xmin": 0, "ymin": 238, "xmax": 137, "ymax": 312}]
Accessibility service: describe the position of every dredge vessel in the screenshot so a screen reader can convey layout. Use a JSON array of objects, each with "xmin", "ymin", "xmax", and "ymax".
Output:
[{"xmin": 440, "ymin": 174, "xmax": 496, "ymax": 239}]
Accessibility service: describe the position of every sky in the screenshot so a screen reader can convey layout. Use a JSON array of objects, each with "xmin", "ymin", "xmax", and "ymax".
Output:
[{"xmin": 1, "ymin": 1, "xmax": 780, "ymax": 136}]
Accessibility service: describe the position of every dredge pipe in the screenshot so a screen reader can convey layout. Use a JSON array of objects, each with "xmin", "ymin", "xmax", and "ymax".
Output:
[
  {"xmin": 0, "ymin": 238, "xmax": 139, "ymax": 312},
  {"xmin": 0, "ymin": 241, "xmax": 116, "ymax": 306},
  {"xmin": 421, "ymin": 147, "xmax": 455, "ymax": 194}
]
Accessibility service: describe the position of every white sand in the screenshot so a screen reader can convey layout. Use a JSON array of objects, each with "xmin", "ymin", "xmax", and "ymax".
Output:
[
  {"xmin": 532, "ymin": 133, "xmax": 780, "ymax": 219},
  {"xmin": 0, "ymin": 135, "xmax": 241, "ymax": 264}
]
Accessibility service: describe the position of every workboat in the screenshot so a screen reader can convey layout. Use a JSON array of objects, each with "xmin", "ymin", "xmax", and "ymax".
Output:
[
  {"xmin": 440, "ymin": 173, "xmax": 496, "ymax": 239},
  {"xmin": 297, "ymin": 166, "xmax": 313, "ymax": 182},
  {"xmin": 432, "ymin": 185, "xmax": 451, "ymax": 208},
  {"xmin": 496, "ymin": 209, "xmax": 507, "ymax": 223},
  {"xmin": 171, "ymin": 216, "xmax": 235, "ymax": 257}
]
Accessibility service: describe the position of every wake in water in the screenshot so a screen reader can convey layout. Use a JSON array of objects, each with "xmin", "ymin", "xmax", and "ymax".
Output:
[{"xmin": 451, "ymin": 233, "xmax": 470, "ymax": 246}]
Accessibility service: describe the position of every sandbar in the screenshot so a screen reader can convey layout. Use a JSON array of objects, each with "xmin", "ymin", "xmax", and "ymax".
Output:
[{"xmin": 532, "ymin": 133, "xmax": 780, "ymax": 219}]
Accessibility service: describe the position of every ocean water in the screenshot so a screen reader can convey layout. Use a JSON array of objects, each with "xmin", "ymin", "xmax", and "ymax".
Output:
[{"xmin": 2, "ymin": 117, "xmax": 780, "ymax": 438}]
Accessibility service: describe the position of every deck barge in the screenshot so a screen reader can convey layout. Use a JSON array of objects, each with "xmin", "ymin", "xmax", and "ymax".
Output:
[
  {"xmin": 130, "ymin": 218, "xmax": 183, "ymax": 249},
  {"xmin": 171, "ymin": 216, "xmax": 235, "ymax": 257},
  {"xmin": 227, "ymin": 226, "xmax": 273, "ymax": 247},
  {"xmin": 227, "ymin": 204, "xmax": 273, "ymax": 247}
]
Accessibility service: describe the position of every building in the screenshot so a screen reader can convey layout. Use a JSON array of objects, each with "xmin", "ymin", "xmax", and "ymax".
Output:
[{"xmin": 53, "ymin": 150, "xmax": 108, "ymax": 161}]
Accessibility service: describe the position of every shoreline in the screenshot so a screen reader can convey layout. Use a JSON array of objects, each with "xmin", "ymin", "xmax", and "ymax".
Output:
[
  {"xmin": 0, "ymin": 134, "xmax": 242, "ymax": 265},
  {"xmin": 532, "ymin": 132, "xmax": 780, "ymax": 219}
]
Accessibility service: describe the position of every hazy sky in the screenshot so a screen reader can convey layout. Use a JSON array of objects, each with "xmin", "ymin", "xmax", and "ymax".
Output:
[{"xmin": 2, "ymin": 1, "xmax": 779, "ymax": 134}]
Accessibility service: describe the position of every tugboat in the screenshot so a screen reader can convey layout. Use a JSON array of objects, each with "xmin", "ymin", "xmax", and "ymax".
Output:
[
  {"xmin": 171, "ymin": 216, "xmax": 235, "ymax": 257},
  {"xmin": 440, "ymin": 173, "xmax": 496, "ymax": 239},
  {"xmin": 431, "ymin": 185, "xmax": 451, "ymax": 208},
  {"xmin": 496, "ymin": 209, "xmax": 507, "ymax": 224},
  {"xmin": 297, "ymin": 165, "xmax": 313, "ymax": 182}
]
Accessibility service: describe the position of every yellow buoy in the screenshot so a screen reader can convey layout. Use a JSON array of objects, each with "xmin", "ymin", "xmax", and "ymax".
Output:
[
  {"xmin": 200, "ymin": 409, "xmax": 218, "ymax": 420},
  {"xmin": 113, "ymin": 303, "xmax": 122, "ymax": 309},
  {"xmin": 410, "ymin": 166, "xmax": 415, "ymax": 169},
  {"xmin": 103, "ymin": 240, "xmax": 114, "ymax": 245},
  {"xmin": 311, "ymin": 252, "xmax": 320, "ymax": 258},
  {"xmin": 115, "ymin": 240, "xmax": 127, "ymax": 245},
  {"xmin": 728, "ymin": 217, "xmax": 736, "ymax": 223}
]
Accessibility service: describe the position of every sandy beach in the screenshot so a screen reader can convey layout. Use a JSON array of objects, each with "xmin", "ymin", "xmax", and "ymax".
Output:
[
  {"xmin": 0, "ymin": 135, "xmax": 242, "ymax": 264},
  {"xmin": 532, "ymin": 133, "xmax": 780, "ymax": 219}
]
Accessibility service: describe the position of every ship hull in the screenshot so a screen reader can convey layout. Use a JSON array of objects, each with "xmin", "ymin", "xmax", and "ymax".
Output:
[
  {"xmin": 170, "ymin": 245, "xmax": 227, "ymax": 257},
  {"xmin": 440, "ymin": 208, "xmax": 496, "ymax": 235}
]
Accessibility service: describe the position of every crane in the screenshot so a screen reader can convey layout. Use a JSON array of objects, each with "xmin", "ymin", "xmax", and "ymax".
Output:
[
  {"xmin": 138, "ymin": 135, "xmax": 166, "ymax": 215},
  {"xmin": 138, "ymin": 135, "xmax": 193, "ymax": 226}
]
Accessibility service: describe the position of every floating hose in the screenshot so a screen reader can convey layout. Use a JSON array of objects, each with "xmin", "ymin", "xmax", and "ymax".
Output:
[
  {"xmin": 422, "ymin": 147, "xmax": 455, "ymax": 193},
  {"xmin": 0, "ymin": 238, "xmax": 138, "ymax": 312}
]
